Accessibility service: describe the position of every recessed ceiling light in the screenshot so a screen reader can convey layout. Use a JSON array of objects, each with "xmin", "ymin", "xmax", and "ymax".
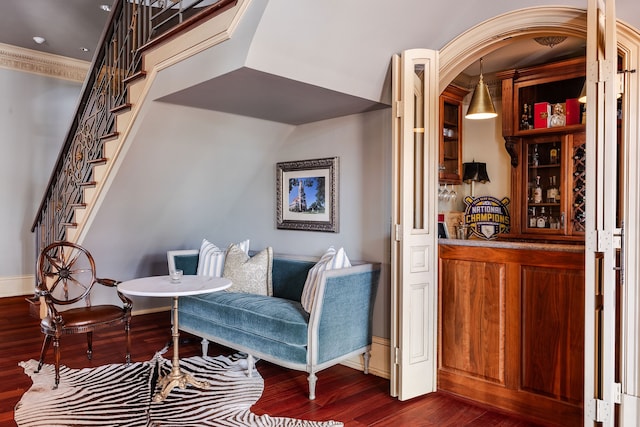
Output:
[
  {"xmin": 33, "ymin": 36, "xmax": 46, "ymax": 44},
  {"xmin": 80, "ymin": 47, "xmax": 90, "ymax": 52},
  {"xmin": 100, "ymin": 4, "xmax": 111, "ymax": 12}
]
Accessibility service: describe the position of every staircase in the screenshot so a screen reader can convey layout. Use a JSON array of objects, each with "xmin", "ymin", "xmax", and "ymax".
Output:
[{"xmin": 31, "ymin": 0, "xmax": 242, "ymax": 254}]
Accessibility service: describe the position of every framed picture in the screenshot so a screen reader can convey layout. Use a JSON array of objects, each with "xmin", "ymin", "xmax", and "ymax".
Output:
[
  {"xmin": 276, "ymin": 157, "xmax": 339, "ymax": 232},
  {"xmin": 438, "ymin": 221, "xmax": 450, "ymax": 239}
]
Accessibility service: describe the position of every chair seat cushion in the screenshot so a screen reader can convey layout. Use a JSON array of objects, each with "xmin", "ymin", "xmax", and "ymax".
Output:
[
  {"xmin": 179, "ymin": 292, "xmax": 309, "ymax": 346},
  {"xmin": 41, "ymin": 305, "xmax": 127, "ymax": 332}
]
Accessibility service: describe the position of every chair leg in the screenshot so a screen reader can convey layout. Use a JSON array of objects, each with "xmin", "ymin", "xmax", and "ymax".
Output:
[
  {"xmin": 363, "ymin": 350, "xmax": 371, "ymax": 375},
  {"xmin": 36, "ymin": 335, "xmax": 52, "ymax": 373},
  {"xmin": 53, "ymin": 336, "xmax": 61, "ymax": 389},
  {"xmin": 125, "ymin": 319, "xmax": 131, "ymax": 364},
  {"xmin": 201, "ymin": 338, "xmax": 209, "ymax": 357},
  {"xmin": 86, "ymin": 331, "xmax": 93, "ymax": 360},
  {"xmin": 307, "ymin": 372, "xmax": 317, "ymax": 400}
]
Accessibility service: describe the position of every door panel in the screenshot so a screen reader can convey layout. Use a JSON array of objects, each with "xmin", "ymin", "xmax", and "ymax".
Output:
[
  {"xmin": 584, "ymin": 0, "xmax": 618, "ymax": 424},
  {"xmin": 391, "ymin": 49, "xmax": 439, "ymax": 400}
]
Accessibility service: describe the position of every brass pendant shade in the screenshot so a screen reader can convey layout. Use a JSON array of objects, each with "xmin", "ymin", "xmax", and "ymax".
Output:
[{"xmin": 465, "ymin": 58, "xmax": 497, "ymax": 120}]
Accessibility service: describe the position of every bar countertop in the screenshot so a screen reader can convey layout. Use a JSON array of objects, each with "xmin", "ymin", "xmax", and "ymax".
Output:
[{"xmin": 438, "ymin": 238, "xmax": 585, "ymax": 253}]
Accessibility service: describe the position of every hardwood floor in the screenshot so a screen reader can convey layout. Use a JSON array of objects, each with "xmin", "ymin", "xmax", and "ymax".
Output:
[{"xmin": 1, "ymin": 295, "xmax": 553, "ymax": 427}]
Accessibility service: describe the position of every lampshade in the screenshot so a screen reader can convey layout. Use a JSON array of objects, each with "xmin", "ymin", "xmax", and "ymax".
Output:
[
  {"xmin": 578, "ymin": 82, "xmax": 587, "ymax": 103},
  {"xmin": 465, "ymin": 58, "xmax": 497, "ymax": 120},
  {"xmin": 462, "ymin": 161, "xmax": 490, "ymax": 183}
]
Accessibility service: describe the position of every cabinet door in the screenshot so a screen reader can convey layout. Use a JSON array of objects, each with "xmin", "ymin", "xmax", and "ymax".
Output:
[
  {"xmin": 523, "ymin": 137, "xmax": 565, "ymax": 234},
  {"xmin": 439, "ymin": 86, "xmax": 466, "ymax": 184}
]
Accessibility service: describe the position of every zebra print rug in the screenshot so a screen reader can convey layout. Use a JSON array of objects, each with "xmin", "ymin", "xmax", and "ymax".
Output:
[{"xmin": 15, "ymin": 352, "xmax": 343, "ymax": 427}]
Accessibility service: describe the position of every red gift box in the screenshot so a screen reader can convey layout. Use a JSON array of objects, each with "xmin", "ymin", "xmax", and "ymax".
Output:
[
  {"xmin": 565, "ymin": 98, "xmax": 580, "ymax": 125},
  {"xmin": 534, "ymin": 102, "xmax": 551, "ymax": 129}
]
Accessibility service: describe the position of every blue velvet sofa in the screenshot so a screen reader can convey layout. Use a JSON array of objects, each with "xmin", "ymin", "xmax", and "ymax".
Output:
[{"xmin": 167, "ymin": 249, "xmax": 381, "ymax": 400}]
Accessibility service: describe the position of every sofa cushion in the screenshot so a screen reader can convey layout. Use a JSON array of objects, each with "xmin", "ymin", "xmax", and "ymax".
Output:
[
  {"xmin": 179, "ymin": 292, "xmax": 309, "ymax": 346},
  {"xmin": 223, "ymin": 244, "xmax": 273, "ymax": 295},
  {"xmin": 300, "ymin": 246, "xmax": 351, "ymax": 312},
  {"xmin": 197, "ymin": 238, "xmax": 249, "ymax": 277}
]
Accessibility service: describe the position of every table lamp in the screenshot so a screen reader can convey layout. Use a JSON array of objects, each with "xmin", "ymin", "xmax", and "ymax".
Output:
[{"xmin": 462, "ymin": 161, "xmax": 490, "ymax": 197}]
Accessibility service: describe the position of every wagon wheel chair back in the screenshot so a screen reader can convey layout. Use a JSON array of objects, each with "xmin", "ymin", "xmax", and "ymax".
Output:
[{"xmin": 35, "ymin": 241, "xmax": 132, "ymax": 388}]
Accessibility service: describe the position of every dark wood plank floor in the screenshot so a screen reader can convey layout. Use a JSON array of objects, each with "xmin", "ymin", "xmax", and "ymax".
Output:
[{"xmin": 1, "ymin": 295, "xmax": 553, "ymax": 426}]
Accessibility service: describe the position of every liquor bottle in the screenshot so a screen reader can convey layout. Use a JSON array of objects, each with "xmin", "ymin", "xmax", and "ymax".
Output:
[
  {"xmin": 536, "ymin": 207, "xmax": 548, "ymax": 228},
  {"xmin": 529, "ymin": 207, "xmax": 537, "ymax": 228},
  {"xmin": 573, "ymin": 147, "xmax": 585, "ymax": 160},
  {"xmin": 549, "ymin": 208, "xmax": 559, "ymax": 229},
  {"xmin": 533, "ymin": 175, "xmax": 543, "ymax": 204},
  {"xmin": 521, "ymin": 104, "xmax": 529, "ymax": 130},
  {"xmin": 546, "ymin": 176, "xmax": 558, "ymax": 203},
  {"xmin": 549, "ymin": 143, "xmax": 559, "ymax": 164},
  {"xmin": 527, "ymin": 104, "xmax": 533, "ymax": 129},
  {"xmin": 532, "ymin": 145, "xmax": 540, "ymax": 166}
]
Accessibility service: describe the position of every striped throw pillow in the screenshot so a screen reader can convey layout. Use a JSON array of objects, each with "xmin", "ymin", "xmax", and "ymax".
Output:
[
  {"xmin": 300, "ymin": 246, "xmax": 351, "ymax": 313},
  {"xmin": 196, "ymin": 238, "xmax": 249, "ymax": 277}
]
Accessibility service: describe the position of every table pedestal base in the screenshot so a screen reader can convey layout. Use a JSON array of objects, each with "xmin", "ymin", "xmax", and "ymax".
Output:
[
  {"xmin": 153, "ymin": 365, "xmax": 210, "ymax": 402},
  {"xmin": 153, "ymin": 296, "xmax": 209, "ymax": 402}
]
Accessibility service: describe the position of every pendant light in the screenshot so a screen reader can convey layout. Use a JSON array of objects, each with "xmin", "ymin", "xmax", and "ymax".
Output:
[{"xmin": 465, "ymin": 58, "xmax": 497, "ymax": 120}]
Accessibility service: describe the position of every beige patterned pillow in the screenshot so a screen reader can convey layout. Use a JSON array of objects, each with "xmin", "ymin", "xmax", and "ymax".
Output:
[{"xmin": 223, "ymin": 244, "xmax": 273, "ymax": 295}]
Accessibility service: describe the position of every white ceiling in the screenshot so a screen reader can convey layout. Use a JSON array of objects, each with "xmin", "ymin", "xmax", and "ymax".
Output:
[{"xmin": 0, "ymin": 0, "xmax": 586, "ymax": 77}]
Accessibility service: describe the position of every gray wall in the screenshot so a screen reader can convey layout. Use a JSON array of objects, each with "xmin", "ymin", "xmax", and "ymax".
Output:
[
  {"xmin": 0, "ymin": 67, "xmax": 80, "ymax": 276},
  {"xmin": 83, "ymin": 101, "xmax": 392, "ymax": 337}
]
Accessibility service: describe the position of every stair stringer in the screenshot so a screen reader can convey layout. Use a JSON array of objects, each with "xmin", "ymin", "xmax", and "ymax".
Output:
[{"xmin": 64, "ymin": 0, "xmax": 252, "ymax": 246}]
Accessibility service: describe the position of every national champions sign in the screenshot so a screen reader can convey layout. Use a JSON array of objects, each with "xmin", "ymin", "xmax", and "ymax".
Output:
[{"xmin": 463, "ymin": 196, "xmax": 511, "ymax": 240}]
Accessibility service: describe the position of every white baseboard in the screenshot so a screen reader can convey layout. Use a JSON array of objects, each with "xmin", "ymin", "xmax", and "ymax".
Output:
[
  {"xmin": 340, "ymin": 336, "xmax": 390, "ymax": 379},
  {"xmin": 0, "ymin": 275, "xmax": 35, "ymax": 298}
]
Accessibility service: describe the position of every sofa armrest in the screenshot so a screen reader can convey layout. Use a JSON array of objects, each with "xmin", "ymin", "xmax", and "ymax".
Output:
[
  {"xmin": 167, "ymin": 249, "xmax": 199, "ymax": 275},
  {"xmin": 307, "ymin": 263, "xmax": 381, "ymax": 365}
]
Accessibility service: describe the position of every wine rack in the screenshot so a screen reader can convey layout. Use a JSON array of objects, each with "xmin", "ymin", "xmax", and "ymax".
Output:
[{"xmin": 572, "ymin": 143, "xmax": 586, "ymax": 233}]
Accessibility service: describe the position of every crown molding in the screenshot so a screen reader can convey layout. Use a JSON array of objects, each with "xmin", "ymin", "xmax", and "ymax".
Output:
[{"xmin": 0, "ymin": 42, "xmax": 89, "ymax": 83}]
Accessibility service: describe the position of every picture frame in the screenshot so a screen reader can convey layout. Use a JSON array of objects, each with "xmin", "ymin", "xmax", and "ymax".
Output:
[
  {"xmin": 276, "ymin": 157, "xmax": 339, "ymax": 232},
  {"xmin": 438, "ymin": 221, "xmax": 450, "ymax": 239}
]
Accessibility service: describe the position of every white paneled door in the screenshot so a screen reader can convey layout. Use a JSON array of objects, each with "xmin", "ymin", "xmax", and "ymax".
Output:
[
  {"xmin": 584, "ymin": 0, "xmax": 619, "ymax": 425},
  {"xmin": 390, "ymin": 49, "xmax": 439, "ymax": 400}
]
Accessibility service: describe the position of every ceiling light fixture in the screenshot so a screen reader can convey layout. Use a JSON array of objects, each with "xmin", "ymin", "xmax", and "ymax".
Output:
[
  {"xmin": 33, "ymin": 36, "xmax": 46, "ymax": 45},
  {"xmin": 465, "ymin": 58, "xmax": 497, "ymax": 120},
  {"xmin": 100, "ymin": 4, "xmax": 111, "ymax": 12},
  {"xmin": 80, "ymin": 47, "xmax": 90, "ymax": 52},
  {"xmin": 533, "ymin": 36, "xmax": 567, "ymax": 48}
]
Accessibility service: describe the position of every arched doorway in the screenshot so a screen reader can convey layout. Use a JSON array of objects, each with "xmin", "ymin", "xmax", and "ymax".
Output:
[{"xmin": 393, "ymin": 5, "xmax": 640, "ymax": 425}]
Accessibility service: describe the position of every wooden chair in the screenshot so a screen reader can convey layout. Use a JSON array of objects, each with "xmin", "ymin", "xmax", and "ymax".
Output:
[{"xmin": 35, "ymin": 241, "xmax": 132, "ymax": 388}]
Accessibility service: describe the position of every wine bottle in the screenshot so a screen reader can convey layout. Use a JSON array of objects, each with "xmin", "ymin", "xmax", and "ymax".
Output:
[
  {"xmin": 532, "ymin": 145, "xmax": 540, "ymax": 166},
  {"xmin": 546, "ymin": 176, "xmax": 558, "ymax": 203},
  {"xmin": 533, "ymin": 175, "xmax": 543, "ymax": 204},
  {"xmin": 549, "ymin": 143, "xmax": 559, "ymax": 164},
  {"xmin": 529, "ymin": 207, "xmax": 537, "ymax": 228},
  {"xmin": 536, "ymin": 207, "xmax": 548, "ymax": 228}
]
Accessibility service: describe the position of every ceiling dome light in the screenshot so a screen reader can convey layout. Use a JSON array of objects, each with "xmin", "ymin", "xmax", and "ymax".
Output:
[
  {"xmin": 533, "ymin": 36, "xmax": 568, "ymax": 48},
  {"xmin": 100, "ymin": 4, "xmax": 111, "ymax": 12},
  {"xmin": 33, "ymin": 36, "xmax": 46, "ymax": 44}
]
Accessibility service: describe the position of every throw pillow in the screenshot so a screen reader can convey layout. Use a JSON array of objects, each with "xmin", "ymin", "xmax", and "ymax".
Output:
[
  {"xmin": 223, "ymin": 244, "xmax": 273, "ymax": 296},
  {"xmin": 300, "ymin": 246, "xmax": 351, "ymax": 313},
  {"xmin": 197, "ymin": 238, "xmax": 249, "ymax": 277}
]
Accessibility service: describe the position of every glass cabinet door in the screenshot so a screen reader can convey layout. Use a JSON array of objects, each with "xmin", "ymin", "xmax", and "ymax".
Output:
[{"xmin": 524, "ymin": 138, "xmax": 564, "ymax": 233}]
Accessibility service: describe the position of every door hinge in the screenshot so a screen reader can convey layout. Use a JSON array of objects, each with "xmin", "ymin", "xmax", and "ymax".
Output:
[
  {"xmin": 586, "ymin": 398, "xmax": 612, "ymax": 422},
  {"xmin": 395, "ymin": 224, "xmax": 402, "ymax": 242},
  {"xmin": 614, "ymin": 382, "xmax": 622, "ymax": 404},
  {"xmin": 395, "ymin": 101, "xmax": 403, "ymax": 118},
  {"xmin": 394, "ymin": 347, "xmax": 400, "ymax": 365},
  {"xmin": 587, "ymin": 229, "xmax": 613, "ymax": 252}
]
